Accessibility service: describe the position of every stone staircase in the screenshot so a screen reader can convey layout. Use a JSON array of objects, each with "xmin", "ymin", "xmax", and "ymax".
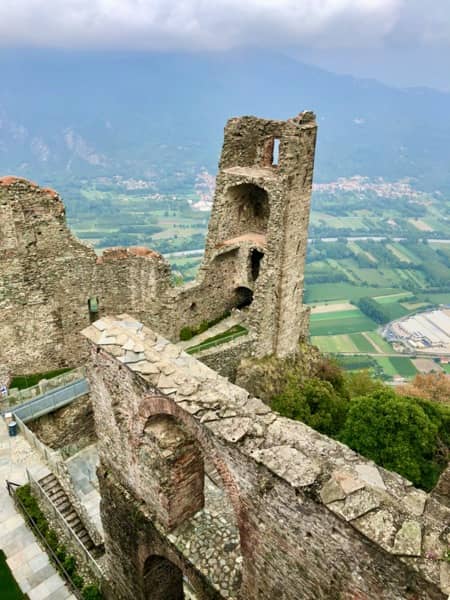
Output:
[{"xmin": 38, "ymin": 473, "xmax": 101, "ymax": 557}]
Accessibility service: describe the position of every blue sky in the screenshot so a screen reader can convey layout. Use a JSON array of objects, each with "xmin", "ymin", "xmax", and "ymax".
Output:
[{"xmin": 1, "ymin": 0, "xmax": 449, "ymax": 90}]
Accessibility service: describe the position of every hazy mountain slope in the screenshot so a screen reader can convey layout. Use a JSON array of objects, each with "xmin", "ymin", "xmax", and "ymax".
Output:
[{"xmin": 0, "ymin": 49, "xmax": 449, "ymax": 191}]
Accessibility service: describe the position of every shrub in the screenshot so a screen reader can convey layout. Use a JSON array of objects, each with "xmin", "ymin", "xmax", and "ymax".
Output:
[
  {"xmin": 82, "ymin": 584, "xmax": 104, "ymax": 600},
  {"xmin": 272, "ymin": 376, "xmax": 348, "ymax": 437},
  {"xmin": 72, "ymin": 574, "xmax": 85, "ymax": 590},
  {"xmin": 340, "ymin": 389, "xmax": 441, "ymax": 489},
  {"xmin": 179, "ymin": 326, "xmax": 193, "ymax": 341}
]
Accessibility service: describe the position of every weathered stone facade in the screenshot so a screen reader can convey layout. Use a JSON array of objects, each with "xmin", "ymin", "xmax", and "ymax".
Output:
[
  {"xmin": 82, "ymin": 315, "xmax": 450, "ymax": 600},
  {"xmin": 0, "ymin": 112, "xmax": 316, "ymax": 378},
  {"xmin": 27, "ymin": 394, "xmax": 95, "ymax": 453}
]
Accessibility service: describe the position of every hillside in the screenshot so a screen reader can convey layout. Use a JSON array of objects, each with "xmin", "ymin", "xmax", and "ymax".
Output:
[{"xmin": 1, "ymin": 49, "xmax": 450, "ymax": 191}]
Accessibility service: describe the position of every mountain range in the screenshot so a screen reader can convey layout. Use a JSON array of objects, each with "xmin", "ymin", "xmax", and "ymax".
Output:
[{"xmin": 1, "ymin": 49, "xmax": 450, "ymax": 192}]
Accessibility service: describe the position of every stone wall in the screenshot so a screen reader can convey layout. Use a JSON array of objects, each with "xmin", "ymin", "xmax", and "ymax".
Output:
[
  {"xmin": 0, "ymin": 112, "xmax": 316, "ymax": 376},
  {"xmin": 27, "ymin": 394, "xmax": 96, "ymax": 453},
  {"xmin": 82, "ymin": 316, "xmax": 450, "ymax": 600}
]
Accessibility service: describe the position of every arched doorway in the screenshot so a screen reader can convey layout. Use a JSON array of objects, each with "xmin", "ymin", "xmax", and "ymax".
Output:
[
  {"xmin": 143, "ymin": 555, "xmax": 184, "ymax": 600},
  {"xmin": 139, "ymin": 414, "xmax": 204, "ymax": 530},
  {"xmin": 226, "ymin": 183, "xmax": 269, "ymax": 235}
]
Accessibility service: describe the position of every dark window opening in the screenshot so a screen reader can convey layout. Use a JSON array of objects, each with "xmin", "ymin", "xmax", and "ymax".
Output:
[
  {"xmin": 234, "ymin": 286, "xmax": 254, "ymax": 309},
  {"xmin": 88, "ymin": 297, "xmax": 99, "ymax": 323},
  {"xmin": 143, "ymin": 555, "xmax": 184, "ymax": 600},
  {"xmin": 251, "ymin": 250, "xmax": 264, "ymax": 281},
  {"xmin": 190, "ymin": 302, "xmax": 197, "ymax": 311}
]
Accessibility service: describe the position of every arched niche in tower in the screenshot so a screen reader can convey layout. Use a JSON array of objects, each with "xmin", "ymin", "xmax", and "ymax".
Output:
[
  {"xmin": 226, "ymin": 183, "xmax": 269, "ymax": 235},
  {"xmin": 143, "ymin": 555, "xmax": 184, "ymax": 600}
]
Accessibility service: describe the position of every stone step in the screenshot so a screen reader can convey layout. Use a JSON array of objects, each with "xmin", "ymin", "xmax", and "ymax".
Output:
[{"xmin": 37, "ymin": 474, "xmax": 97, "ymax": 552}]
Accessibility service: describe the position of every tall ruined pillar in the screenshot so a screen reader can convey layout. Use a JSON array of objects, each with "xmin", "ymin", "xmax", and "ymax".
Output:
[{"xmin": 203, "ymin": 112, "xmax": 317, "ymax": 357}]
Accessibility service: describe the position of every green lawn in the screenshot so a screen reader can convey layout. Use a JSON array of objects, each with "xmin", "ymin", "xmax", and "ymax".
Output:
[
  {"xmin": 304, "ymin": 283, "xmax": 401, "ymax": 303},
  {"xmin": 441, "ymin": 363, "xmax": 450, "ymax": 374},
  {"xmin": 311, "ymin": 335, "xmax": 357, "ymax": 353},
  {"xmin": 309, "ymin": 310, "xmax": 377, "ymax": 336},
  {"xmin": 10, "ymin": 368, "xmax": 73, "ymax": 390},
  {"xmin": 186, "ymin": 325, "xmax": 248, "ymax": 354},
  {"xmin": 375, "ymin": 357, "xmax": 418, "ymax": 379},
  {"xmin": 0, "ymin": 550, "xmax": 25, "ymax": 599},
  {"xmin": 373, "ymin": 292, "xmax": 413, "ymax": 304},
  {"xmin": 389, "ymin": 357, "xmax": 418, "ymax": 377},
  {"xmin": 365, "ymin": 332, "xmax": 394, "ymax": 353},
  {"xmin": 348, "ymin": 333, "xmax": 377, "ymax": 352}
]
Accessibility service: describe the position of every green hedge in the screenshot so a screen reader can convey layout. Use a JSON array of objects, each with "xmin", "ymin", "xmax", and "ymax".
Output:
[{"xmin": 15, "ymin": 485, "xmax": 103, "ymax": 599}]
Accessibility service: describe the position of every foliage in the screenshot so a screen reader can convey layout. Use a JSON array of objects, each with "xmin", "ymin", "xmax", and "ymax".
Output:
[
  {"xmin": 397, "ymin": 372, "xmax": 450, "ymax": 404},
  {"xmin": 339, "ymin": 389, "xmax": 445, "ymax": 489},
  {"xmin": 15, "ymin": 485, "xmax": 103, "ymax": 598},
  {"xmin": 186, "ymin": 325, "xmax": 248, "ymax": 355},
  {"xmin": 0, "ymin": 549, "xmax": 25, "ymax": 599},
  {"xmin": 343, "ymin": 370, "xmax": 385, "ymax": 398},
  {"xmin": 269, "ymin": 357, "xmax": 449, "ymax": 491},
  {"xmin": 355, "ymin": 296, "xmax": 391, "ymax": 325},
  {"xmin": 10, "ymin": 368, "xmax": 72, "ymax": 390},
  {"xmin": 82, "ymin": 585, "xmax": 104, "ymax": 600},
  {"xmin": 272, "ymin": 376, "xmax": 348, "ymax": 437},
  {"xmin": 179, "ymin": 310, "xmax": 231, "ymax": 341}
]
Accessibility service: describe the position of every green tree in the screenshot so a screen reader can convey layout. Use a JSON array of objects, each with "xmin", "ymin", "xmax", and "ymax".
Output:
[
  {"xmin": 340, "ymin": 390, "xmax": 440, "ymax": 489},
  {"xmin": 272, "ymin": 377, "xmax": 348, "ymax": 437}
]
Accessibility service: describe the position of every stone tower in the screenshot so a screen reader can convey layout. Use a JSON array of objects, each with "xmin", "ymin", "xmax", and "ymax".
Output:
[{"xmin": 203, "ymin": 111, "xmax": 317, "ymax": 357}]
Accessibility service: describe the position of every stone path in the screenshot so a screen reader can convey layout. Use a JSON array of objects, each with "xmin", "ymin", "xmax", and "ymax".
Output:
[{"xmin": 0, "ymin": 418, "xmax": 76, "ymax": 599}]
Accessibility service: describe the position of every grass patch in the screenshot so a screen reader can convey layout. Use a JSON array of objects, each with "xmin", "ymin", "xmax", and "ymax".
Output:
[
  {"xmin": 373, "ymin": 292, "xmax": 413, "ymax": 304},
  {"xmin": 389, "ymin": 357, "xmax": 418, "ymax": 378},
  {"xmin": 441, "ymin": 363, "xmax": 450, "ymax": 374},
  {"xmin": 186, "ymin": 325, "xmax": 248, "ymax": 354},
  {"xmin": 304, "ymin": 283, "xmax": 401, "ymax": 303},
  {"xmin": 0, "ymin": 550, "xmax": 25, "ymax": 599},
  {"xmin": 311, "ymin": 335, "xmax": 358, "ymax": 353},
  {"xmin": 309, "ymin": 311, "xmax": 377, "ymax": 336},
  {"xmin": 348, "ymin": 333, "xmax": 377, "ymax": 353},
  {"xmin": 365, "ymin": 332, "xmax": 394, "ymax": 353},
  {"xmin": 10, "ymin": 368, "xmax": 72, "ymax": 390}
]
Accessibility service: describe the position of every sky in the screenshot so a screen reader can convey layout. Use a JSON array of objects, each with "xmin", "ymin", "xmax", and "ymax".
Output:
[{"xmin": 1, "ymin": 0, "xmax": 450, "ymax": 90}]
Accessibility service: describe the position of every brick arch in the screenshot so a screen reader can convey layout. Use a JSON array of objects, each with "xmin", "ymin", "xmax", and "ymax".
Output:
[{"xmin": 136, "ymin": 394, "xmax": 244, "ymax": 531}]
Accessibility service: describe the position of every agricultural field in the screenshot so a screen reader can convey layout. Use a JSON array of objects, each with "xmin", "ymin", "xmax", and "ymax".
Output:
[
  {"xmin": 59, "ymin": 176, "xmax": 450, "ymax": 380},
  {"xmin": 309, "ymin": 309, "xmax": 377, "ymax": 336}
]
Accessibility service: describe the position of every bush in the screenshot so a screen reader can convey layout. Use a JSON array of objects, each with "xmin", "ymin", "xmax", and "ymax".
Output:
[
  {"xmin": 82, "ymin": 584, "xmax": 104, "ymax": 600},
  {"xmin": 72, "ymin": 574, "xmax": 85, "ymax": 590},
  {"xmin": 179, "ymin": 310, "xmax": 231, "ymax": 341},
  {"xmin": 340, "ymin": 390, "xmax": 441, "ymax": 489},
  {"xmin": 272, "ymin": 377, "xmax": 348, "ymax": 437},
  {"xmin": 179, "ymin": 326, "xmax": 193, "ymax": 341}
]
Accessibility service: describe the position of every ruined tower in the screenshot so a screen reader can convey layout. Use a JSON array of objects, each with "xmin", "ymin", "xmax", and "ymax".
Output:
[{"xmin": 203, "ymin": 112, "xmax": 317, "ymax": 357}]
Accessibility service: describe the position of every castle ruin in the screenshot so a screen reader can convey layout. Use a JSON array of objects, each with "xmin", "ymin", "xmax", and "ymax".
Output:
[
  {"xmin": 1, "ymin": 112, "xmax": 449, "ymax": 599},
  {"xmin": 0, "ymin": 112, "xmax": 317, "ymax": 380}
]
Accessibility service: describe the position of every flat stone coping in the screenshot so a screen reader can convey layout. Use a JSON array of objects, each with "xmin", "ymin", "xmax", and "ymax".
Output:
[{"xmin": 82, "ymin": 314, "xmax": 450, "ymax": 596}]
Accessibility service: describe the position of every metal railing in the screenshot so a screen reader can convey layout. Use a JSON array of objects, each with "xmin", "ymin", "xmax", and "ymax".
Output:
[
  {"xmin": 27, "ymin": 469, "xmax": 103, "ymax": 581},
  {"xmin": 10, "ymin": 377, "xmax": 89, "ymax": 422},
  {"xmin": 3, "ymin": 367, "xmax": 86, "ymax": 409},
  {"xmin": 13, "ymin": 415, "xmax": 103, "ymax": 547},
  {"xmin": 7, "ymin": 478, "xmax": 85, "ymax": 599}
]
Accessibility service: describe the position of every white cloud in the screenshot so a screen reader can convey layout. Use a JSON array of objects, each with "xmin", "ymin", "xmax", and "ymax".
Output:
[{"xmin": 0, "ymin": 0, "xmax": 449, "ymax": 50}]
